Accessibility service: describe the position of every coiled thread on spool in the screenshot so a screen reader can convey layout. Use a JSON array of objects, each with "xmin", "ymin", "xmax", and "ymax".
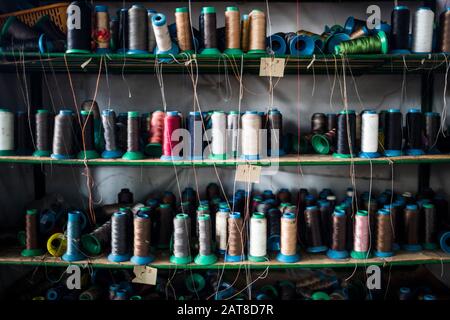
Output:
[
  {"xmin": 359, "ymin": 110, "xmax": 380, "ymax": 158},
  {"xmin": 215, "ymin": 208, "xmax": 229, "ymax": 254},
  {"xmin": 161, "ymin": 111, "xmax": 182, "ymax": 160},
  {"xmin": 241, "ymin": 111, "xmax": 261, "ymax": 160},
  {"xmin": 327, "ymin": 209, "xmax": 349, "ymax": 259},
  {"xmin": 277, "ymin": 212, "xmax": 299, "ymax": 263},
  {"xmin": 108, "ymin": 211, "xmax": 131, "ymax": 262},
  {"xmin": 305, "ymin": 206, "xmax": 327, "ymax": 253},
  {"xmin": 0, "ymin": 109, "xmax": 14, "ymax": 156},
  {"xmin": 439, "ymin": 9, "xmax": 450, "ymax": 52},
  {"xmin": 241, "ymin": 14, "xmax": 250, "ymax": 53},
  {"xmin": 334, "ymin": 110, "xmax": 356, "ymax": 158},
  {"xmin": 153, "ymin": 13, "xmax": 178, "ymax": 55},
  {"xmin": 22, "ymin": 209, "xmax": 43, "ymax": 257},
  {"xmin": 405, "ymin": 109, "xmax": 425, "ymax": 155},
  {"xmin": 175, "ymin": 7, "xmax": 193, "ymax": 53},
  {"xmin": 101, "ymin": 109, "xmax": 122, "ymax": 159},
  {"xmin": 33, "ymin": 110, "xmax": 51, "ymax": 157},
  {"xmin": 227, "ymin": 111, "xmax": 239, "ymax": 158},
  {"xmin": 171, "ymin": 213, "xmax": 192, "ymax": 264},
  {"xmin": 225, "ymin": 212, "xmax": 245, "ymax": 262},
  {"xmin": 199, "ymin": 7, "xmax": 220, "ymax": 55},
  {"xmin": 391, "ymin": 6, "xmax": 410, "ymax": 53},
  {"xmin": 117, "ymin": 8, "xmax": 129, "ymax": 52},
  {"xmin": 131, "ymin": 209, "xmax": 154, "ymax": 265},
  {"xmin": 384, "ymin": 109, "xmax": 403, "ymax": 157},
  {"xmin": 375, "ymin": 209, "xmax": 394, "ymax": 257},
  {"xmin": 81, "ymin": 219, "xmax": 111, "ymax": 256},
  {"xmin": 267, "ymin": 109, "xmax": 284, "ymax": 156},
  {"xmin": 195, "ymin": 214, "xmax": 217, "ymax": 265},
  {"xmin": 249, "ymin": 212, "xmax": 267, "ymax": 261},
  {"xmin": 224, "ymin": 7, "xmax": 242, "ymax": 55},
  {"xmin": 424, "ymin": 112, "xmax": 440, "ymax": 153},
  {"xmin": 94, "ymin": 5, "xmax": 110, "ymax": 53},
  {"xmin": 423, "ymin": 203, "xmax": 438, "ymax": 249},
  {"xmin": 351, "ymin": 210, "xmax": 370, "ymax": 259},
  {"xmin": 66, "ymin": 1, "xmax": 92, "ymax": 54},
  {"xmin": 186, "ymin": 111, "xmax": 203, "ymax": 160},
  {"xmin": 78, "ymin": 110, "xmax": 99, "ymax": 159},
  {"xmin": 209, "ymin": 111, "xmax": 227, "ymax": 160},
  {"xmin": 127, "ymin": 4, "xmax": 148, "ymax": 54},
  {"xmin": 47, "ymin": 233, "xmax": 67, "ymax": 257},
  {"xmin": 248, "ymin": 9, "xmax": 266, "ymax": 54},
  {"xmin": 145, "ymin": 110, "xmax": 164, "ymax": 157},
  {"xmin": 122, "ymin": 111, "xmax": 144, "ymax": 160},
  {"xmin": 335, "ymin": 31, "xmax": 388, "ymax": 55},
  {"xmin": 157, "ymin": 204, "xmax": 173, "ymax": 249},
  {"xmin": 403, "ymin": 204, "xmax": 422, "ymax": 252},
  {"xmin": 62, "ymin": 211, "xmax": 85, "ymax": 262},
  {"xmin": 51, "ymin": 110, "xmax": 74, "ymax": 160},
  {"xmin": 412, "ymin": 7, "xmax": 434, "ymax": 53}
]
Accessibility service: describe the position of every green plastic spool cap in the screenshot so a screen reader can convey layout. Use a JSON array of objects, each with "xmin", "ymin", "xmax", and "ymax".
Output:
[
  {"xmin": 229, "ymin": 111, "xmax": 239, "ymax": 114},
  {"xmin": 198, "ymin": 213, "xmax": 210, "ymax": 220},
  {"xmin": 160, "ymin": 203, "xmax": 171, "ymax": 209},
  {"xmin": 27, "ymin": 209, "xmax": 38, "ymax": 215},
  {"xmin": 311, "ymin": 292, "xmax": 330, "ymax": 300},
  {"xmin": 78, "ymin": 150, "xmax": 100, "ymax": 160},
  {"xmin": 423, "ymin": 203, "xmax": 435, "ymax": 209},
  {"xmin": 251, "ymin": 9, "xmax": 263, "ymax": 13},
  {"xmin": 81, "ymin": 234, "xmax": 102, "ymax": 255},
  {"xmin": 176, "ymin": 213, "xmax": 189, "ymax": 220},
  {"xmin": 128, "ymin": 111, "xmax": 139, "ymax": 118},
  {"xmin": 333, "ymin": 152, "xmax": 352, "ymax": 158},
  {"xmin": 339, "ymin": 109, "xmax": 355, "ymax": 114},
  {"xmin": 139, "ymin": 206, "xmax": 151, "ymax": 212},
  {"xmin": 37, "ymin": 109, "xmax": 48, "ymax": 114},
  {"xmin": 202, "ymin": 7, "xmax": 216, "ymax": 14},
  {"xmin": 252, "ymin": 212, "xmax": 265, "ymax": 219},
  {"xmin": 357, "ymin": 210, "xmax": 368, "ymax": 216},
  {"xmin": 80, "ymin": 110, "xmax": 92, "ymax": 116},
  {"xmin": 311, "ymin": 134, "xmax": 330, "ymax": 154},
  {"xmin": 176, "ymin": 7, "xmax": 188, "ymax": 13},
  {"xmin": 226, "ymin": 6, "xmax": 239, "ymax": 12},
  {"xmin": 377, "ymin": 31, "xmax": 388, "ymax": 54},
  {"xmin": 0, "ymin": 108, "xmax": 10, "ymax": 112},
  {"xmin": 130, "ymin": 295, "xmax": 142, "ymax": 300},
  {"xmin": 185, "ymin": 274, "xmax": 206, "ymax": 293}
]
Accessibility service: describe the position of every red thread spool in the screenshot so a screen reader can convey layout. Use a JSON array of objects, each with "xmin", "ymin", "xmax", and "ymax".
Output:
[
  {"xmin": 145, "ymin": 110, "xmax": 165, "ymax": 157},
  {"xmin": 161, "ymin": 111, "xmax": 182, "ymax": 160}
]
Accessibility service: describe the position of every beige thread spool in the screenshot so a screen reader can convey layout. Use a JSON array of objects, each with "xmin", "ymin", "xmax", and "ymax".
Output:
[
  {"xmin": 225, "ymin": 6, "xmax": 242, "ymax": 54},
  {"xmin": 226, "ymin": 212, "xmax": 245, "ymax": 261},
  {"xmin": 95, "ymin": 6, "xmax": 110, "ymax": 52},
  {"xmin": 277, "ymin": 212, "xmax": 300, "ymax": 262},
  {"xmin": 175, "ymin": 7, "xmax": 193, "ymax": 52},
  {"xmin": 241, "ymin": 14, "xmax": 250, "ymax": 52},
  {"xmin": 248, "ymin": 9, "xmax": 266, "ymax": 54}
]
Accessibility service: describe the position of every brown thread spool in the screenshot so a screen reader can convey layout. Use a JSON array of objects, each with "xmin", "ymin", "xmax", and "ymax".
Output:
[
  {"xmin": 305, "ymin": 206, "xmax": 327, "ymax": 253},
  {"xmin": 241, "ymin": 14, "xmax": 250, "ymax": 52},
  {"xmin": 375, "ymin": 209, "xmax": 394, "ymax": 257},
  {"xmin": 439, "ymin": 9, "xmax": 450, "ymax": 53},
  {"xmin": 175, "ymin": 7, "xmax": 193, "ymax": 52},
  {"xmin": 224, "ymin": 7, "xmax": 242, "ymax": 54},
  {"xmin": 423, "ymin": 203, "xmax": 438, "ymax": 249},
  {"xmin": 248, "ymin": 9, "xmax": 266, "ymax": 54},
  {"xmin": 94, "ymin": 5, "xmax": 110, "ymax": 53},
  {"xmin": 226, "ymin": 212, "xmax": 245, "ymax": 261},
  {"xmin": 277, "ymin": 212, "xmax": 300, "ymax": 262},
  {"xmin": 22, "ymin": 209, "xmax": 43, "ymax": 257},
  {"xmin": 327, "ymin": 209, "xmax": 348, "ymax": 259},
  {"xmin": 403, "ymin": 204, "xmax": 422, "ymax": 252},
  {"xmin": 349, "ymin": 26, "xmax": 369, "ymax": 40},
  {"xmin": 131, "ymin": 208, "xmax": 154, "ymax": 265}
]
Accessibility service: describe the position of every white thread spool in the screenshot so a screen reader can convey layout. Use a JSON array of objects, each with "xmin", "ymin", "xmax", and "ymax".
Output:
[
  {"xmin": 258, "ymin": 111, "xmax": 266, "ymax": 158},
  {"xmin": 227, "ymin": 111, "xmax": 239, "ymax": 158},
  {"xmin": 241, "ymin": 111, "xmax": 261, "ymax": 160},
  {"xmin": 0, "ymin": 109, "xmax": 14, "ymax": 155},
  {"xmin": 215, "ymin": 208, "xmax": 229, "ymax": 253},
  {"xmin": 152, "ymin": 13, "xmax": 172, "ymax": 52},
  {"xmin": 210, "ymin": 111, "xmax": 227, "ymax": 159},
  {"xmin": 249, "ymin": 212, "xmax": 267, "ymax": 261},
  {"xmin": 147, "ymin": 9, "xmax": 157, "ymax": 52},
  {"xmin": 360, "ymin": 111, "xmax": 380, "ymax": 158},
  {"xmin": 412, "ymin": 7, "xmax": 434, "ymax": 53}
]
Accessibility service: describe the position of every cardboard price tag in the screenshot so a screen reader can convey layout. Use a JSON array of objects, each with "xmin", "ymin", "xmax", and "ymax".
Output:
[
  {"xmin": 132, "ymin": 265, "xmax": 157, "ymax": 285},
  {"xmin": 259, "ymin": 57, "xmax": 286, "ymax": 77},
  {"xmin": 235, "ymin": 164, "xmax": 261, "ymax": 183}
]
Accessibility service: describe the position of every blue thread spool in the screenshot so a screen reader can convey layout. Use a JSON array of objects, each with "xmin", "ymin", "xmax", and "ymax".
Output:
[
  {"xmin": 276, "ymin": 212, "xmax": 300, "ymax": 263},
  {"xmin": 224, "ymin": 212, "xmax": 246, "ymax": 262},
  {"xmin": 266, "ymin": 33, "xmax": 286, "ymax": 55},
  {"xmin": 51, "ymin": 109, "xmax": 74, "ymax": 160},
  {"xmin": 327, "ymin": 209, "xmax": 349, "ymax": 259},
  {"xmin": 439, "ymin": 231, "xmax": 450, "ymax": 253},
  {"xmin": 187, "ymin": 111, "xmax": 203, "ymax": 160},
  {"xmin": 152, "ymin": 13, "xmax": 179, "ymax": 59},
  {"xmin": 287, "ymin": 32, "xmax": 314, "ymax": 56},
  {"xmin": 214, "ymin": 282, "xmax": 235, "ymax": 300},
  {"xmin": 62, "ymin": 211, "xmax": 85, "ymax": 262},
  {"xmin": 131, "ymin": 211, "xmax": 155, "ymax": 265},
  {"xmin": 327, "ymin": 33, "xmax": 350, "ymax": 53},
  {"xmin": 267, "ymin": 208, "xmax": 281, "ymax": 252},
  {"xmin": 374, "ymin": 209, "xmax": 395, "ymax": 258}
]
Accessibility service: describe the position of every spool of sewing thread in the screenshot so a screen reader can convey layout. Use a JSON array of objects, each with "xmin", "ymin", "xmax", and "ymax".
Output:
[
  {"xmin": 94, "ymin": 5, "xmax": 110, "ymax": 53},
  {"xmin": 440, "ymin": 231, "xmax": 450, "ymax": 253},
  {"xmin": 403, "ymin": 204, "xmax": 422, "ymax": 252},
  {"xmin": 21, "ymin": 209, "xmax": 43, "ymax": 257},
  {"xmin": 33, "ymin": 110, "xmax": 52, "ymax": 157},
  {"xmin": 241, "ymin": 111, "xmax": 261, "ymax": 160},
  {"xmin": 374, "ymin": 209, "xmax": 394, "ymax": 257},
  {"xmin": 439, "ymin": 9, "xmax": 450, "ymax": 52},
  {"xmin": 101, "ymin": 109, "xmax": 122, "ymax": 159},
  {"xmin": 108, "ymin": 211, "xmax": 131, "ymax": 262},
  {"xmin": 131, "ymin": 209, "xmax": 154, "ymax": 265},
  {"xmin": 351, "ymin": 210, "xmax": 370, "ymax": 259},
  {"xmin": 51, "ymin": 110, "xmax": 74, "ymax": 159},
  {"xmin": 152, "ymin": 13, "xmax": 179, "ymax": 56},
  {"xmin": 423, "ymin": 203, "xmax": 438, "ymax": 250},
  {"xmin": 335, "ymin": 31, "xmax": 388, "ymax": 54},
  {"xmin": 227, "ymin": 111, "xmax": 239, "ymax": 158},
  {"xmin": 224, "ymin": 7, "xmax": 242, "ymax": 55},
  {"xmin": 359, "ymin": 110, "xmax": 380, "ymax": 158},
  {"xmin": 174, "ymin": 7, "xmax": 193, "ymax": 53},
  {"xmin": 0, "ymin": 109, "xmax": 14, "ymax": 156},
  {"xmin": 0, "ymin": 16, "xmax": 39, "ymax": 42},
  {"xmin": 144, "ymin": 110, "xmax": 164, "ymax": 157},
  {"xmin": 79, "ymin": 286, "xmax": 101, "ymax": 300},
  {"xmin": 405, "ymin": 109, "xmax": 424, "ymax": 156},
  {"xmin": 122, "ymin": 111, "xmax": 144, "ymax": 160},
  {"xmin": 14, "ymin": 111, "xmax": 30, "ymax": 155},
  {"xmin": 185, "ymin": 111, "xmax": 202, "ymax": 160},
  {"xmin": 333, "ymin": 110, "xmax": 356, "ymax": 158},
  {"xmin": 225, "ymin": 212, "xmax": 245, "ymax": 262},
  {"xmin": 297, "ymin": 30, "xmax": 325, "ymax": 53},
  {"xmin": 66, "ymin": 1, "xmax": 92, "ymax": 54},
  {"xmin": 241, "ymin": 14, "xmax": 250, "ymax": 53},
  {"xmin": 199, "ymin": 7, "xmax": 220, "ymax": 55},
  {"xmin": 412, "ymin": 7, "xmax": 434, "ymax": 53},
  {"xmin": 391, "ymin": 6, "xmax": 410, "ymax": 54},
  {"xmin": 110, "ymin": 17, "xmax": 118, "ymax": 51},
  {"xmin": 424, "ymin": 112, "xmax": 440, "ymax": 153},
  {"xmin": 344, "ymin": 16, "xmax": 366, "ymax": 35},
  {"xmin": 304, "ymin": 206, "xmax": 327, "ymax": 253},
  {"xmin": 384, "ymin": 203, "xmax": 401, "ymax": 251},
  {"xmin": 46, "ymin": 232, "xmax": 67, "ymax": 257},
  {"xmin": 326, "ymin": 33, "xmax": 350, "ymax": 53},
  {"xmin": 286, "ymin": 32, "xmax": 314, "ymax": 56},
  {"xmin": 81, "ymin": 220, "xmax": 111, "ymax": 256},
  {"xmin": 267, "ymin": 108, "xmax": 284, "ymax": 156},
  {"xmin": 267, "ymin": 33, "xmax": 286, "ymax": 55},
  {"xmin": 62, "ymin": 211, "xmax": 85, "ymax": 261},
  {"xmin": 277, "ymin": 212, "xmax": 300, "ymax": 263},
  {"xmin": 127, "ymin": 4, "xmax": 148, "ymax": 54},
  {"xmin": 327, "ymin": 209, "xmax": 348, "ymax": 259},
  {"xmin": 78, "ymin": 110, "xmax": 99, "ymax": 159},
  {"xmin": 248, "ymin": 212, "xmax": 267, "ymax": 262},
  {"xmin": 383, "ymin": 109, "xmax": 403, "ymax": 157},
  {"xmin": 157, "ymin": 204, "xmax": 173, "ymax": 249},
  {"xmin": 248, "ymin": 9, "xmax": 266, "ymax": 54},
  {"xmin": 170, "ymin": 213, "xmax": 192, "ymax": 264},
  {"xmin": 209, "ymin": 111, "xmax": 227, "ymax": 160},
  {"xmin": 117, "ymin": 8, "xmax": 129, "ymax": 53},
  {"xmin": 215, "ymin": 207, "xmax": 229, "ymax": 254},
  {"xmin": 318, "ymin": 200, "xmax": 331, "ymax": 246},
  {"xmin": 195, "ymin": 214, "xmax": 217, "ymax": 265},
  {"xmin": 161, "ymin": 111, "xmax": 182, "ymax": 160}
]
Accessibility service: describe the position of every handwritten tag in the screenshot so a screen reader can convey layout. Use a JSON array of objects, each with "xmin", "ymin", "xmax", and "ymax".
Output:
[
  {"xmin": 235, "ymin": 164, "xmax": 261, "ymax": 183},
  {"xmin": 259, "ymin": 57, "xmax": 285, "ymax": 77},
  {"xmin": 132, "ymin": 266, "xmax": 157, "ymax": 285}
]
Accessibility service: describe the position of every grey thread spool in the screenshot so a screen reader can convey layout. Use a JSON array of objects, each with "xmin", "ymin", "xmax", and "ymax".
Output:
[
  {"xmin": 51, "ymin": 109, "xmax": 74, "ymax": 159},
  {"xmin": 195, "ymin": 213, "xmax": 217, "ymax": 265},
  {"xmin": 170, "ymin": 213, "xmax": 192, "ymax": 264},
  {"xmin": 196, "ymin": 205, "xmax": 210, "ymax": 238},
  {"xmin": 147, "ymin": 9, "xmax": 157, "ymax": 52},
  {"xmin": 34, "ymin": 109, "xmax": 52, "ymax": 157},
  {"xmin": 128, "ymin": 4, "xmax": 148, "ymax": 54},
  {"xmin": 107, "ymin": 211, "xmax": 131, "ymax": 262},
  {"xmin": 123, "ymin": 111, "xmax": 144, "ymax": 160},
  {"xmin": 267, "ymin": 108, "xmax": 283, "ymax": 156},
  {"xmin": 101, "ymin": 109, "xmax": 122, "ymax": 159},
  {"xmin": 227, "ymin": 111, "xmax": 239, "ymax": 158}
]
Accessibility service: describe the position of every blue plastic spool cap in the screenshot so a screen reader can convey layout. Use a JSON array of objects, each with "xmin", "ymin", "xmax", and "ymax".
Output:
[
  {"xmin": 326, "ymin": 209, "xmax": 349, "ymax": 259},
  {"xmin": 344, "ymin": 16, "xmax": 356, "ymax": 34},
  {"xmin": 214, "ymin": 282, "xmax": 235, "ymax": 300},
  {"xmin": 327, "ymin": 33, "xmax": 350, "ymax": 54},
  {"xmin": 108, "ymin": 212, "xmax": 132, "ymax": 262},
  {"xmin": 267, "ymin": 34, "xmax": 287, "ymax": 55},
  {"xmin": 276, "ymin": 212, "xmax": 301, "ymax": 263},
  {"xmin": 224, "ymin": 212, "xmax": 246, "ymax": 262},
  {"xmin": 289, "ymin": 34, "xmax": 314, "ymax": 56},
  {"xmin": 62, "ymin": 211, "xmax": 85, "ymax": 262},
  {"xmin": 95, "ymin": 5, "xmax": 108, "ymax": 12}
]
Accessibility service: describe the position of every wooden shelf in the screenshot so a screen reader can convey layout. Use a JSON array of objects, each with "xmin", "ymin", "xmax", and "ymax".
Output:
[
  {"xmin": 0, "ymin": 247, "xmax": 448, "ymax": 269},
  {"xmin": 1, "ymin": 154, "xmax": 450, "ymax": 167},
  {"xmin": 0, "ymin": 52, "xmax": 447, "ymax": 75}
]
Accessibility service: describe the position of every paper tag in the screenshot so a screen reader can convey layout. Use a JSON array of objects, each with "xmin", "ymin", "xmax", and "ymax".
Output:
[
  {"xmin": 132, "ymin": 266, "xmax": 157, "ymax": 285},
  {"xmin": 235, "ymin": 164, "xmax": 261, "ymax": 183},
  {"xmin": 259, "ymin": 57, "xmax": 285, "ymax": 77}
]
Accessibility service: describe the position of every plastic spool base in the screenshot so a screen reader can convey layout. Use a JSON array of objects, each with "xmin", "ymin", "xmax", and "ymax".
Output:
[
  {"xmin": 144, "ymin": 143, "xmax": 162, "ymax": 157},
  {"xmin": 131, "ymin": 255, "xmax": 155, "ymax": 265},
  {"xmin": 374, "ymin": 250, "xmax": 394, "ymax": 258},
  {"xmin": 332, "ymin": 152, "xmax": 352, "ymax": 159},
  {"xmin": 21, "ymin": 248, "xmax": 44, "ymax": 257},
  {"xmin": 217, "ymin": 249, "xmax": 226, "ymax": 255},
  {"xmin": 194, "ymin": 254, "xmax": 217, "ymax": 265},
  {"xmin": 391, "ymin": 49, "xmax": 410, "ymax": 55},
  {"xmin": 224, "ymin": 254, "xmax": 246, "ymax": 262},
  {"xmin": 350, "ymin": 250, "xmax": 371, "ymax": 259},
  {"xmin": 247, "ymin": 49, "xmax": 266, "ymax": 55},
  {"xmin": 276, "ymin": 252, "xmax": 300, "ymax": 263},
  {"xmin": 268, "ymin": 149, "xmax": 285, "ymax": 157},
  {"xmin": 402, "ymin": 244, "xmax": 422, "ymax": 252},
  {"xmin": 306, "ymin": 245, "xmax": 328, "ymax": 253},
  {"xmin": 224, "ymin": 48, "xmax": 243, "ymax": 56},
  {"xmin": 240, "ymin": 154, "xmax": 260, "ymax": 160},
  {"xmin": 209, "ymin": 153, "xmax": 227, "ymax": 160},
  {"xmin": 155, "ymin": 44, "xmax": 180, "ymax": 62},
  {"xmin": 311, "ymin": 134, "xmax": 330, "ymax": 154},
  {"xmin": 32, "ymin": 150, "xmax": 51, "ymax": 157},
  {"xmin": 160, "ymin": 155, "xmax": 183, "ymax": 161},
  {"xmin": 359, "ymin": 151, "xmax": 380, "ymax": 158},
  {"xmin": 101, "ymin": 149, "xmax": 123, "ymax": 159},
  {"xmin": 406, "ymin": 149, "xmax": 425, "ymax": 156},
  {"xmin": 122, "ymin": 151, "xmax": 144, "ymax": 160},
  {"xmin": 189, "ymin": 155, "xmax": 203, "ymax": 160},
  {"xmin": 268, "ymin": 235, "xmax": 281, "ymax": 251},
  {"xmin": 427, "ymin": 148, "xmax": 440, "ymax": 155},
  {"xmin": 170, "ymin": 255, "xmax": 192, "ymax": 264},
  {"xmin": 326, "ymin": 249, "xmax": 349, "ymax": 260},
  {"xmin": 422, "ymin": 243, "xmax": 437, "ymax": 250},
  {"xmin": 81, "ymin": 234, "xmax": 102, "ymax": 256},
  {"xmin": 384, "ymin": 149, "xmax": 402, "ymax": 157},
  {"xmin": 248, "ymin": 255, "xmax": 268, "ymax": 262},
  {"xmin": 0, "ymin": 150, "xmax": 15, "ymax": 156},
  {"xmin": 200, "ymin": 48, "xmax": 222, "ymax": 56},
  {"xmin": 126, "ymin": 49, "xmax": 149, "ymax": 55},
  {"xmin": 96, "ymin": 48, "xmax": 111, "ymax": 54},
  {"xmin": 77, "ymin": 150, "xmax": 100, "ymax": 160},
  {"xmin": 108, "ymin": 253, "xmax": 131, "ymax": 263},
  {"xmin": 51, "ymin": 153, "xmax": 74, "ymax": 160},
  {"xmin": 62, "ymin": 251, "xmax": 85, "ymax": 262},
  {"xmin": 66, "ymin": 49, "xmax": 90, "ymax": 54}
]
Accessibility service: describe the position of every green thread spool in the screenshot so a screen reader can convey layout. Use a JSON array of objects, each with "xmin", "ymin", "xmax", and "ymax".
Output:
[{"xmin": 335, "ymin": 31, "xmax": 388, "ymax": 55}]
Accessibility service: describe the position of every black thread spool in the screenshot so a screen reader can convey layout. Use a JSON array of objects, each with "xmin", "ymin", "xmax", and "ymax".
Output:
[
  {"xmin": 33, "ymin": 109, "xmax": 52, "ymax": 157},
  {"xmin": 118, "ymin": 188, "xmax": 133, "ymax": 205},
  {"xmin": 51, "ymin": 109, "xmax": 74, "ymax": 159},
  {"xmin": 405, "ymin": 109, "xmax": 424, "ymax": 156},
  {"xmin": 439, "ymin": 9, "xmax": 450, "ymax": 52},
  {"xmin": 304, "ymin": 206, "xmax": 327, "ymax": 253},
  {"xmin": 157, "ymin": 204, "xmax": 173, "ymax": 249},
  {"xmin": 117, "ymin": 9, "xmax": 129, "ymax": 53},
  {"xmin": 66, "ymin": 1, "xmax": 92, "ymax": 54},
  {"xmin": 403, "ymin": 204, "xmax": 422, "ymax": 252},
  {"xmin": 390, "ymin": 6, "xmax": 410, "ymax": 54},
  {"xmin": 326, "ymin": 209, "xmax": 348, "ymax": 259},
  {"xmin": 15, "ymin": 111, "xmax": 32, "ymax": 155},
  {"xmin": 206, "ymin": 183, "xmax": 220, "ymax": 201},
  {"xmin": 199, "ymin": 7, "xmax": 220, "ymax": 55},
  {"xmin": 33, "ymin": 15, "xmax": 65, "ymax": 41},
  {"xmin": 107, "ymin": 211, "xmax": 131, "ymax": 262},
  {"xmin": 122, "ymin": 111, "xmax": 144, "ymax": 160},
  {"xmin": 277, "ymin": 188, "xmax": 291, "ymax": 204},
  {"xmin": 311, "ymin": 113, "xmax": 327, "ymax": 134},
  {"xmin": 267, "ymin": 208, "xmax": 281, "ymax": 251},
  {"xmin": 77, "ymin": 110, "xmax": 99, "ymax": 159},
  {"xmin": 0, "ymin": 16, "xmax": 39, "ymax": 43},
  {"xmin": 424, "ymin": 112, "xmax": 440, "ymax": 153},
  {"xmin": 127, "ymin": 4, "xmax": 148, "ymax": 54},
  {"xmin": 182, "ymin": 187, "xmax": 197, "ymax": 206},
  {"xmin": 423, "ymin": 203, "xmax": 438, "ymax": 249},
  {"xmin": 278, "ymin": 281, "xmax": 296, "ymax": 300},
  {"xmin": 334, "ymin": 110, "xmax": 356, "ymax": 158},
  {"xmin": 434, "ymin": 195, "xmax": 449, "ymax": 226},
  {"xmin": 109, "ymin": 17, "xmax": 119, "ymax": 52},
  {"xmin": 162, "ymin": 191, "xmax": 177, "ymax": 209},
  {"xmin": 297, "ymin": 189, "xmax": 308, "ymax": 244},
  {"xmin": 383, "ymin": 109, "xmax": 403, "ymax": 157},
  {"xmin": 327, "ymin": 113, "xmax": 337, "ymax": 132},
  {"xmin": 267, "ymin": 108, "xmax": 284, "ymax": 156},
  {"xmin": 318, "ymin": 200, "xmax": 332, "ymax": 247},
  {"xmin": 116, "ymin": 112, "xmax": 127, "ymax": 151}
]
